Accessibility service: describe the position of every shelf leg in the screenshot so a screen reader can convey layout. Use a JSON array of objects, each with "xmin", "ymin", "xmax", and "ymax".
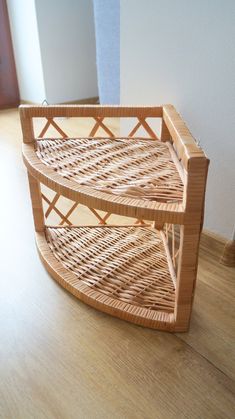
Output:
[
  {"xmin": 174, "ymin": 223, "xmax": 201, "ymax": 332},
  {"xmin": 27, "ymin": 171, "xmax": 44, "ymax": 232}
]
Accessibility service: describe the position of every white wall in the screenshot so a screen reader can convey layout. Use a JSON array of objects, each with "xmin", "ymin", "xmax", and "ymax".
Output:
[
  {"xmin": 7, "ymin": 0, "xmax": 45, "ymax": 103},
  {"xmin": 35, "ymin": 0, "xmax": 98, "ymax": 103},
  {"xmin": 7, "ymin": 0, "xmax": 98, "ymax": 103},
  {"xmin": 120, "ymin": 0, "xmax": 235, "ymax": 239}
]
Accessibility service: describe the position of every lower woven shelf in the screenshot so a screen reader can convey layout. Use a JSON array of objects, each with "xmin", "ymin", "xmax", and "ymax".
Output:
[{"xmin": 36, "ymin": 225, "xmax": 177, "ymax": 330}]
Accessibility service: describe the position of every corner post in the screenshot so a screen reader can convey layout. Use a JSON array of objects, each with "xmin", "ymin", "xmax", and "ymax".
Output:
[
  {"xmin": 174, "ymin": 157, "xmax": 209, "ymax": 331},
  {"xmin": 20, "ymin": 106, "xmax": 45, "ymax": 232}
]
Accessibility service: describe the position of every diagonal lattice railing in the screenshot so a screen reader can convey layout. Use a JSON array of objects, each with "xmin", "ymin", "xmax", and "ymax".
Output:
[
  {"xmin": 41, "ymin": 188, "xmax": 148, "ymax": 227},
  {"xmin": 36, "ymin": 116, "xmax": 160, "ymax": 140}
]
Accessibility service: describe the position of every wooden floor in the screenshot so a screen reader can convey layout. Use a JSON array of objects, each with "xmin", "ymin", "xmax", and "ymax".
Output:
[{"xmin": 0, "ymin": 108, "xmax": 234, "ymax": 419}]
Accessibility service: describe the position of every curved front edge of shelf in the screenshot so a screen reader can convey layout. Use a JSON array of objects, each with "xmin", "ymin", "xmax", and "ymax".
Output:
[
  {"xmin": 23, "ymin": 143, "xmax": 185, "ymax": 225},
  {"xmin": 35, "ymin": 230, "xmax": 176, "ymax": 331}
]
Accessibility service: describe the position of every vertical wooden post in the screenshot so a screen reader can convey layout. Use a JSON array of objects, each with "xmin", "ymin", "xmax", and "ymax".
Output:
[
  {"xmin": 174, "ymin": 223, "xmax": 201, "ymax": 331},
  {"xmin": 28, "ymin": 172, "xmax": 44, "ymax": 232},
  {"xmin": 20, "ymin": 108, "xmax": 34, "ymax": 144},
  {"xmin": 175, "ymin": 156, "xmax": 209, "ymax": 331},
  {"xmin": 19, "ymin": 107, "xmax": 45, "ymax": 232},
  {"xmin": 160, "ymin": 118, "xmax": 170, "ymax": 142}
]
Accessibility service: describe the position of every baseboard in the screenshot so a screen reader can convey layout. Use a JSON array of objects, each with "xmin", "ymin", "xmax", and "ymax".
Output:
[
  {"xmin": 220, "ymin": 240, "xmax": 235, "ymax": 267},
  {"xmin": 200, "ymin": 229, "xmax": 227, "ymax": 257},
  {"xmin": 174, "ymin": 228, "xmax": 229, "ymax": 261},
  {"xmin": 20, "ymin": 97, "xmax": 99, "ymax": 105},
  {"xmin": 200, "ymin": 230, "xmax": 235, "ymax": 266}
]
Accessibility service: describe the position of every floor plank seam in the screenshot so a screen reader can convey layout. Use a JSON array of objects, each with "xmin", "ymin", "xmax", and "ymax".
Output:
[{"xmin": 174, "ymin": 333, "xmax": 235, "ymax": 384}]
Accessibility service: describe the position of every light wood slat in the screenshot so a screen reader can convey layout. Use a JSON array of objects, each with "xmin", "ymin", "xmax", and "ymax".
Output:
[{"xmin": 19, "ymin": 104, "xmax": 163, "ymax": 118}]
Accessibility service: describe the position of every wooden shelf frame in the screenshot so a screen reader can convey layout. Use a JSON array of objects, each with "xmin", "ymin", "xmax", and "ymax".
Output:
[{"xmin": 20, "ymin": 104, "xmax": 209, "ymax": 331}]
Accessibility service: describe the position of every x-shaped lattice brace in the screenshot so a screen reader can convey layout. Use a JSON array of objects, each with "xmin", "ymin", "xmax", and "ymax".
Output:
[
  {"xmin": 38, "ymin": 116, "xmax": 117, "ymax": 139},
  {"xmin": 89, "ymin": 117, "xmax": 116, "ymax": 137},
  {"xmin": 41, "ymin": 192, "xmax": 112, "ymax": 226},
  {"xmin": 128, "ymin": 117, "xmax": 160, "ymax": 140},
  {"xmin": 37, "ymin": 116, "xmax": 160, "ymax": 140},
  {"xmin": 38, "ymin": 118, "xmax": 68, "ymax": 138},
  {"xmin": 41, "ymin": 192, "xmax": 147, "ymax": 227}
]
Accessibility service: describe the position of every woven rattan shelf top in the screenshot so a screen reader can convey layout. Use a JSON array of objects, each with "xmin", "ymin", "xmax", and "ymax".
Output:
[
  {"xmin": 23, "ymin": 137, "xmax": 185, "ymax": 223},
  {"xmin": 36, "ymin": 137, "xmax": 183, "ymax": 204},
  {"xmin": 36, "ymin": 225, "xmax": 176, "ymax": 329}
]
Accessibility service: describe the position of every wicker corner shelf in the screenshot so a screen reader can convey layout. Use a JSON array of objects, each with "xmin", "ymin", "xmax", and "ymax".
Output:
[{"xmin": 20, "ymin": 104, "xmax": 209, "ymax": 332}]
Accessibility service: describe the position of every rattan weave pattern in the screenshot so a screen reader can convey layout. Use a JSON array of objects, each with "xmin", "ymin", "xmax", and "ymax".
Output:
[
  {"xmin": 46, "ymin": 226, "xmax": 175, "ymax": 312},
  {"xmin": 36, "ymin": 137, "xmax": 183, "ymax": 203}
]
